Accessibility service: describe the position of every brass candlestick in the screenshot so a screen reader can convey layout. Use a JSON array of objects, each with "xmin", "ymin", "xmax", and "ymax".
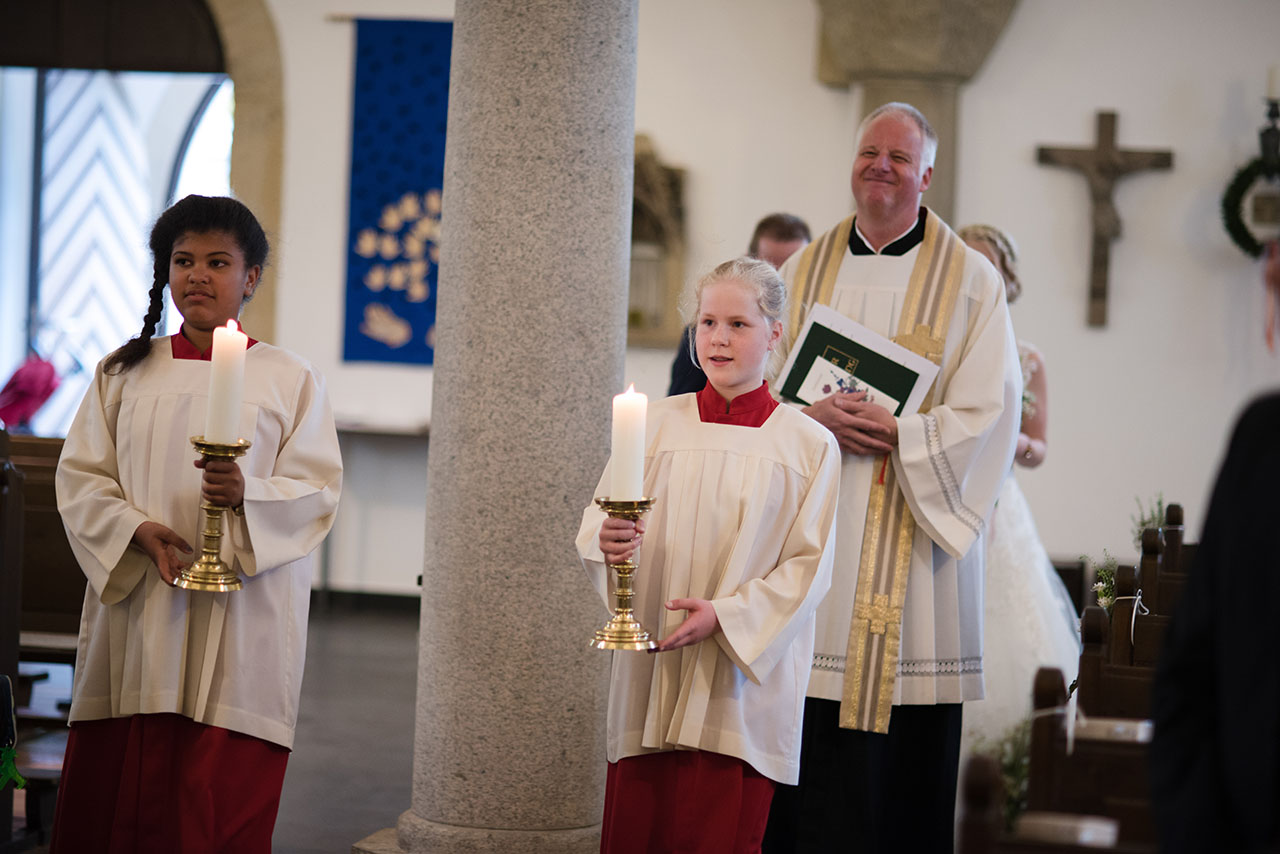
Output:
[
  {"xmin": 174, "ymin": 436, "xmax": 252, "ymax": 592},
  {"xmin": 591, "ymin": 497, "xmax": 658, "ymax": 651}
]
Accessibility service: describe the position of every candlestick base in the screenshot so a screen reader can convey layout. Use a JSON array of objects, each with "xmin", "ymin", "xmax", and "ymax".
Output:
[
  {"xmin": 174, "ymin": 437, "xmax": 252, "ymax": 593},
  {"xmin": 590, "ymin": 497, "xmax": 659, "ymax": 652}
]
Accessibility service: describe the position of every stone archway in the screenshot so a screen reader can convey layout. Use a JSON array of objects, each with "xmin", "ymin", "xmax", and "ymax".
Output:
[{"xmin": 205, "ymin": 0, "xmax": 284, "ymax": 341}]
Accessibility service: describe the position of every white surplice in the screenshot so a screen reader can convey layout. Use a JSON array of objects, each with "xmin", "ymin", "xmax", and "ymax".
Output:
[
  {"xmin": 576, "ymin": 396, "xmax": 840, "ymax": 784},
  {"xmin": 778, "ymin": 243, "xmax": 1021, "ymax": 707},
  {"xmin": 56, "ymin": 338, "xmax": 343, "ymax": 749}
]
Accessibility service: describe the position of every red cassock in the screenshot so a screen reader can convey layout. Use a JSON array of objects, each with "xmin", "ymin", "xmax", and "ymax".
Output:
[
  {"xmin": 50, "ymin": 714, "xmax": 288, "ymax": 854},
  {"xmin": 601, "ymin": 750, "xmax": 775, "ymax": 854},
  {"xmin": 599, "ymin": 382, "xmax": 784, "ymax": 854}
]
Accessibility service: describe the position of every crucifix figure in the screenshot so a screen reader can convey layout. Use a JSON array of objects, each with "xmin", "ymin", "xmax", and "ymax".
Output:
[{"xmin": 1038, "ymin": 111, "xmax": 1173, "ymax": 326}]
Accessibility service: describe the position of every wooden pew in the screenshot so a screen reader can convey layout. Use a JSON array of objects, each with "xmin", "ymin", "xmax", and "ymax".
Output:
[
  {"xmin": 1154, "ymin": 504, "xmax": 1192, "ymax": 614},
  {"xmin": 1075, "ymin": 601, "xmax": 1158, "ymax": 720},
  {"xmin": 1028, "ymin": 668, "xmax": 1155, "ymax": 846},
  {"xmin": 1, "ymin": 432, "xmax": 75, "ymax": 849},
  {"xmin": 958, "ymin": 753, "xmax": 1149, "ymax": 854},
  {"xmin": 8, "ymin": 435, "xmax": 84, "ymax": 672},
  {"xmin": 1, "ymin": 434, "xmax": 25, "ymax": 851},
  {"xmin": 1109, "ymin": 564, "xmax": 1167, "ymax": 670}
]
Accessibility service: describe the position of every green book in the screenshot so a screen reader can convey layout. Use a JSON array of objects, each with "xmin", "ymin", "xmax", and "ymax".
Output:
[{"xmin": 778, "ymin": 305, "xmax": 938, "ymax": 417}]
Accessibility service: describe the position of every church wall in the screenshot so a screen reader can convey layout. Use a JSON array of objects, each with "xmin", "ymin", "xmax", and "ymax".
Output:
[
  {"xmin": 955, "ymin": 0, "xmax": 1280, "ymax": 563},
  {"xmin": 263, "ymin": 0, "xmax": 1280, "ymax": 593},
  {"xmin": 266, "ymin": 0, "xmax": 453, "ymax": 594}
]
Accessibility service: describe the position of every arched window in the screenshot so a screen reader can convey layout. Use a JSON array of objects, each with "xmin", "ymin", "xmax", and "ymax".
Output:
[
  {"xmin": 0, "ymin": 0, "xmax": 228, "ymax": 435},
  {"xmin": 163, "ymin": 77, "xmax": 235, "ymax": 336}
]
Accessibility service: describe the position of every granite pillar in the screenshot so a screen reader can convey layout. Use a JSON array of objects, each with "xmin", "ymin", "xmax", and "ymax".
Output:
[{"xmin": 354, "ymin": 1, "xmax": 636, "ymax": 852}]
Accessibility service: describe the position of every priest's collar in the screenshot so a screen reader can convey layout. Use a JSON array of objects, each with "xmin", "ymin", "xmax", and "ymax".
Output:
[
  {"xmin": 849, "ymin": 207, "xmax": 927, "ymax": 256},
  {"xmin": 171, "ymin": 324, "xmax": 259, "ymax": 361},
  {"xmin": 696, "ymin": 380, "xmax": 778, "ymax": 426}
]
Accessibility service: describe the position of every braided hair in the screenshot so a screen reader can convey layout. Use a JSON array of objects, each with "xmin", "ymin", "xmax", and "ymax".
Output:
[{"xmin": 104, "ymin": 195, "xmax": 269, "ymax": 374}]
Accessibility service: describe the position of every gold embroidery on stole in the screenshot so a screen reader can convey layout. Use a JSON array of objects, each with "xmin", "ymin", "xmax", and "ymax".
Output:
[{"xmin": 791, "ymin": 211, "xmax": 965, "ymax": 733}]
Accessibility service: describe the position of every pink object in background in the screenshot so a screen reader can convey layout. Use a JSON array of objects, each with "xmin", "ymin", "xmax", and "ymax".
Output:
[{"xmin": 0, "ymin": 355, "xmax": 59, "ymax": 428}]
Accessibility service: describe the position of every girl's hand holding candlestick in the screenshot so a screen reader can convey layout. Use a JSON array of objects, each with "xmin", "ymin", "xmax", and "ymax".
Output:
[
  {"xmin": 599, "ymin": 517, "xmax": 645, "ymax": 564},
  {"xmin": 655, "ymin": 598, "xmax": 721, "ymax": 652},
  {"xmin": 195, "ymin": 457, "xmax": 245, "ymax": 508},
  {"xmin": 132, "ymin": 521, "xmax": 193, "ymax": 586}
]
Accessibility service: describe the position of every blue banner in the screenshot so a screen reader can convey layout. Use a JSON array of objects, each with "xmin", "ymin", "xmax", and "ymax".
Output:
[{"xmin": 343, "ymin": 19, "xmax": 451, "ymax": 364}]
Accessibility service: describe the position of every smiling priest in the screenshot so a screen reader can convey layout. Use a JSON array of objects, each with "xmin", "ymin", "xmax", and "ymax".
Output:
[{"xmin": 763, "ymin": 103, "xmax": 1021, "ymax": 854}]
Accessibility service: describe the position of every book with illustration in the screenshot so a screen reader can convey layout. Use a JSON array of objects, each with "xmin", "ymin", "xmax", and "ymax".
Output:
[{"xmin": 777, "ymin": 304, "xmax": 939, "ymax": 417}]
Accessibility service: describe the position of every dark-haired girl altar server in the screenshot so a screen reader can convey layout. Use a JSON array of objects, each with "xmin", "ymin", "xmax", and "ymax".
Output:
[{"xmin": 49, "ymin": 195, "xmax": 342, "ymax": 854}]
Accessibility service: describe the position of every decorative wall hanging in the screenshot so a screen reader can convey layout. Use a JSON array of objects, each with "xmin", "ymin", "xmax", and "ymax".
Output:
[
  {"xmin": 343, "ymin": 19, "xmax": 451, "ymax": 364},
  {"xmin": 1222, "ymin": 92, "xmax": 1280, "ymax": 259}
]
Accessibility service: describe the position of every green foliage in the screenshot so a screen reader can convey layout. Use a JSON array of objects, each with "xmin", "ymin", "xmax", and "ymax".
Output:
[
  {"xmin": 1130, "ymin": 493, "xmax": 1165, "ymax": 551},
  {"xmin": 973, "ymin": 716, "xmax": 1032, "ymax": 831},
  {"xmin": 1086, "ymin": 550, "xmax": 1118, "ymax": 616}
]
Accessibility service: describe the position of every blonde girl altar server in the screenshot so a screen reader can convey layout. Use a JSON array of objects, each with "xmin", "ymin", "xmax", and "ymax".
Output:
[
  {"xmin": 955, "ymin": 224, "xmax": 1079, "ymax": 752},
  {"xmin": 49, "ymin": 195, "xmax": 342, "ymax": 853},
  {"xmin": 577, "ymin": 258, "xmax": 840, "ymax": 854}
]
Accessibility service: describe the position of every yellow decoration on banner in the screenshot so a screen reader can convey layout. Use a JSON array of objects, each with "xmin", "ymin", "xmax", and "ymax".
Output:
[
  {"xmin": 360, "ymin": 303, "xmax": 412, "ymax": 348},
  {"xmin": 353, "ymin": 191, "xmax": 444, "ymax": 300},
  {"xmin": 355, "ymin": 229, "xmax": 379, "ymax": 258}
]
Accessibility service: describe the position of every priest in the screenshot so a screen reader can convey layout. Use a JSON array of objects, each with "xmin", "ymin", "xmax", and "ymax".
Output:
[{"xmin": 763, "ymin": 102, "xmax": 1021, "ymax": 854}]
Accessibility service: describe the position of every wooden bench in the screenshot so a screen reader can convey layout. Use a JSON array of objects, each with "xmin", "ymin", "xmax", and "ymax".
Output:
[
  {"xmin": 7, "ymin": 435, "xmax": 85, "ymax": 669},
  {"xmin": 1108, "ymin": 564, "xmax": 1167, "ymax": 670},
  {"xmin": 1075, "ymin": 605, "xmax": 1153, "ymax": 719},
  {"xmin": 1028, "ymin": 668, "xmax": 1155, "ymax": 845},
  {"xmin": 1, "ymin": 435, "xmax": 25, "ymax": 851},
  {"xmin": 1154, "ymin": 504, "xmax": 1193, "ymax": 614},
  {"xmin": 959, "ymin": 753, "xmax": 1152, "ymax": 853}
]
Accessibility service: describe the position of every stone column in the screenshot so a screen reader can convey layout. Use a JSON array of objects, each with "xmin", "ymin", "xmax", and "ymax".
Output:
[
  {"xmin": 207, "ymin": 0, "xmax": 284, "ymax": 343},
  {"xmin": 816, "ymin": 0, "xmax": 1018, "ymax": 223},
  {"xmin": 356, "ymin": 1, "xmax": 636, "ymax": 853}
]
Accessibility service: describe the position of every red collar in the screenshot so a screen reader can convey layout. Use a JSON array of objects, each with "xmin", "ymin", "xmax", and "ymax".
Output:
[
  {"xmin": 171, "ymin": 325, "xmax": 259, "ymax": 361},
  {"xmin": 695, "ymin": 381, "xmax": 778, "ymax": 427}
]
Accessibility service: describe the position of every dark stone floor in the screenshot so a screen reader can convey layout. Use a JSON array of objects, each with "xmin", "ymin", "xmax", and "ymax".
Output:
[
  {"xmin": 7, "ymin": 595, "xmax": 420, "ymax": 854},
  {"xmin": 275, "ymin": 597, "xmax": 419, "ymax": 854}
]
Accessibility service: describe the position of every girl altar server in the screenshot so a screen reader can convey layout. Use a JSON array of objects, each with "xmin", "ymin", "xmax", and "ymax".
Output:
[
  {"xmin": 577, "ymin": 257, "xmax": 840, "ymax": 853},
  {"xmin": 50, "ymin": 195, "xmax": 343, "ymax": 853}
]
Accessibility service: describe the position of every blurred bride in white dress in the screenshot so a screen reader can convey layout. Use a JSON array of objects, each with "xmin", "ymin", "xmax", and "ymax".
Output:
[{"xmin": 958, "ymin": 224, "xmax": 1081, "ymax": 752}]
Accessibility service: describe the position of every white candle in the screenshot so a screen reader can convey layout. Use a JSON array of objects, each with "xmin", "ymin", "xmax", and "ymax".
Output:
[
  {"xmin": 1270, "ymin": 65, "xmax": 1280, "ymax": 101},
  {"xmin": 610, "ymin": 384, "xmax": 647, "ymax": 500},
  {"xmin": 205, "ymin": 319, "xmax": 248, "ymax": 443}
]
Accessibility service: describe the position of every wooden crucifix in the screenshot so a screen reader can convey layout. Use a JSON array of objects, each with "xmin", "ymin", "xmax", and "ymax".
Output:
[{"xmin": 1038, "ymin": 111, "xmax": 1173, "ymax": 326}]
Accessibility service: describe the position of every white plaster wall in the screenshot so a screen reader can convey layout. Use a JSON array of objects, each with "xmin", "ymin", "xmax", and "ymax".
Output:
[
  {"xmin": 263, "ymin": 0, "xmax": 1280, "ymax": 591},
  {"xmin": 268, "ymin": 0, "xmax": 454, "ymax": 434},
  {"xmin": 955, "ymin": 0, "xmax": 1280, "ymax": 562},
  {"xmin": 633, "ymin": 0, "xmax": 859, "ymax": 300},
  {"xmin": 625, "ymin": 0, "xmax": 861, "ymax": 399},
  {"xmin": 264, "ymin": 0, "xmax": 851, "ymax": 592},
  {"xmin": 266, "ymin": 0, "xmax": 453, "ymax": 593}
]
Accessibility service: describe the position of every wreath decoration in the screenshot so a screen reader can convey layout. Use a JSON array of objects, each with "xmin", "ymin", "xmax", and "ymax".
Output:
[{"xmin": 1222, "ymin": 158, "xmax": 1273, "ymax": 258}]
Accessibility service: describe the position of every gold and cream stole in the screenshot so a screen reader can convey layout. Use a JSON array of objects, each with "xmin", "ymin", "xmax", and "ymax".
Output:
[{"xmin": 786, "ymin": 210, "xmax": 965, "ymax": 733}]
